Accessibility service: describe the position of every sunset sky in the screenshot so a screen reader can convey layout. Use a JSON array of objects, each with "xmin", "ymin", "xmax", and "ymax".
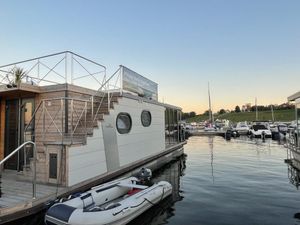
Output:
[{"xmin": 0, "ymin": 0, "xmax": 299, "ymax": 114}]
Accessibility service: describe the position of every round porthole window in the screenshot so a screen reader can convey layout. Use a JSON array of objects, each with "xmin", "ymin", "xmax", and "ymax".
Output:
[
  {"xmin": 116, "ymin": 113, "xmax": 132, "ymax": 134},
  {"xmin": 141, "ymin": 110, "xmax": 151, "ymax": 127}
]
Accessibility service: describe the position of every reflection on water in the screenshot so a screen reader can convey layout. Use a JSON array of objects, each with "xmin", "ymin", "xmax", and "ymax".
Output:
[
  {"xmin": 287, "ymin": 164, "xmax": 300, "ymax": 189},
  {"xmin": 209, "ymin": 137, "xmax": 215, "ymax": 184},
  {"xmin": 128, "ymin": 155, "xmax": 186, "ymax": 225},
  {"xmin": 286, "ymin": 159, "xmax": 300, "ymax": 190}
]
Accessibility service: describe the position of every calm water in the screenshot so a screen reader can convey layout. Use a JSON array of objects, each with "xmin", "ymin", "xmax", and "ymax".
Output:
[{"xmin": 11, "ymin": 136, "xmax": 300, "ymax": 225}]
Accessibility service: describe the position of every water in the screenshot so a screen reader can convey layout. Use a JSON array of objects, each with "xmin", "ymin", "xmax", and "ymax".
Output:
[{"xmin": 9, "ymin": 136, "xmax": 300, "ymax": 225}]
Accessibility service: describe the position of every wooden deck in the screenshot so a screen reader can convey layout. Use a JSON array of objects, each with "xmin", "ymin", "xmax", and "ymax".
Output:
[
  {"xmin": 0, "ymin": 170, "xmax": 64, "ymax": 219},
  {"xmin": 0, "ymin": 170, "xmax": 63, "ymax": 208}
]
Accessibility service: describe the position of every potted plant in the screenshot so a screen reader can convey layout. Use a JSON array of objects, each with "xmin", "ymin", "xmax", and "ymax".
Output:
[{"xmin": 13, "ymin": 67, "xmax": 26, "ymax": 88}]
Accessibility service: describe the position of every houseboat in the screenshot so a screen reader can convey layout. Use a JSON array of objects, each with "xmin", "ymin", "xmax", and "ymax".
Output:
[
  {"xmin": 287, "ymin": 91, "xmax": 300, "ymax": 162},
  {"xmin": 0, "ymin": 51, "xmax": 186, "ymax": 223}
]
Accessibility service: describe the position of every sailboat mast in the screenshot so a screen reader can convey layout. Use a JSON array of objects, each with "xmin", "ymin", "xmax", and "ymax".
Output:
[
  {"xmin": 271, "ymin": 104, "xmax": 274, "ymax": 122},
  {"xmin": 208, "ymin": 82, "xmax": 214, "ymax": 123},
  {"xmin": 255, "ymin": 97, "xmax": 258, "ymax": 121}
]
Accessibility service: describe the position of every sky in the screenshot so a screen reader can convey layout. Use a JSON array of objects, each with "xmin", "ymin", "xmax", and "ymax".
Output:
[{"xmin": 0, "ymin": 0, "xmax": 299, "ymax": 114}]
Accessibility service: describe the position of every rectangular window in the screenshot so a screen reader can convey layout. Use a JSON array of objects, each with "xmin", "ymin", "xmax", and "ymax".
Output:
[{"xmin": 49, "ymin": 153, "xmax": 58, "ymax": 179}]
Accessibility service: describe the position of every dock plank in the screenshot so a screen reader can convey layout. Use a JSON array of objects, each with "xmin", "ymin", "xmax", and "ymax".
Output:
[{"xmin": 0, "ymin": 170, "xmax": 64, "ymax": 210}]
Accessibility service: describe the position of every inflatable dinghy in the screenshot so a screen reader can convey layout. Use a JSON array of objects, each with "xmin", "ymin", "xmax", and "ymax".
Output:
[{"xmin": 45, "ymin": 176, "xmax": 172, "ymax": 225}]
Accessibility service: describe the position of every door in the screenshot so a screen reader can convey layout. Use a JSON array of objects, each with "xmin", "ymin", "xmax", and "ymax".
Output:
[
  {"xmin": 4, "ymin": 99, "xmax": 19, "ymax": 170},
  {"xmin": 21, "ymin": 98, "xmax": 35, "ymax": 167},
  {"xmin": 4, "ymin": 98, "xmax": 34, "ymax": 170}
]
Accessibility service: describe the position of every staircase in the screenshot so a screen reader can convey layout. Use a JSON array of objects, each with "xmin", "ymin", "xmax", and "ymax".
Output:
[{"xmin": 21, "ymin": 92, "xmax": 120, "ymax": 185}]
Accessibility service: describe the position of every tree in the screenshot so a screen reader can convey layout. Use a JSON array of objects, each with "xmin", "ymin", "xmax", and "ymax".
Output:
[
  {"xmin": 182, "ymin": 112, "xmax": 190, "ymax": 120},
  {"xmin": 235, "ymin": 105, "xmax": 241, "ymax": 113},
  {"xmin": 189, "ymin": 111, "xmax": 196, "ymax": 118},
  {"xmin": 203, "ymin": 110, "xmax": 210, "ymax": 116},
  {"xmin": 219, "ymin": 109, "xmax": 226, "ymax": 114}
]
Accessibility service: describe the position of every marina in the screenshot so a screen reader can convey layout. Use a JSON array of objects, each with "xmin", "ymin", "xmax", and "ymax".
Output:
[
  {"xmin": 0, "ymin": 51, "xmax": 298, "ymax": 224},
  {"xmin": 1, "ymin": 2, "xmax": 300, "ymax": 224}
]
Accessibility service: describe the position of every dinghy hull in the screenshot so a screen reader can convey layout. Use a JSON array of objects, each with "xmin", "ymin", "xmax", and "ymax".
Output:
[{"xmin": 45, "ymin": 178, "xmax": 172, "ymax": 225}]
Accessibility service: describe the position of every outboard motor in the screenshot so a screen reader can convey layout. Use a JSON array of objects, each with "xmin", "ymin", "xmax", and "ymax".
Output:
[
  {"xmin": 232, "ymin": 130, "xmax": 239, "ymax": 138},
  {"xmin": 137, "ymin": 168, "xmax": 152, "ymax": 182},
  {"xmin": 225, "ymin": 129, "xmax": 232, "ymax": 140}
]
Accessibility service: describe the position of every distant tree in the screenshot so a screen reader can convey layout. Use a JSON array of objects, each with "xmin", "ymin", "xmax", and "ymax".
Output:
[
  {"xmin": 235, "ymin": 106, "xmax": 241, "ymax": 113},
  {"xmin": 219, "ymin": 109, "xmax": 226, "ymax": 114},
  {"xmin": 203, "ymin": 110, "xmax": 210, "ymax": 116},
  {"xmin": 182, "ymin": 112, "xmax": 190, "ymax": 120},
  {"xmin": 189, "ymin": 111, "xmax": 196, "ymax": 118}
]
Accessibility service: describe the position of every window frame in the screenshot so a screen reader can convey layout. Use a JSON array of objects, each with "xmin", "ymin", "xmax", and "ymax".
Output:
[
  {"xmin": 116, "ymin": 112, "xmax": 132, "ymax": 134},
  {"xmin": 141, "ymin": 110, "xmax": 152, "ymax": 127}
]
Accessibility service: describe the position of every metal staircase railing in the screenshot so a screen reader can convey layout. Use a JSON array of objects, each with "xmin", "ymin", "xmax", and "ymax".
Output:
[
  {"xmin": 0, "ymin": 141, "xmax": 36, "ymax": 198},
  {"xmin": 91, "ymin": 66, "xmax": 122, "ymax": 124},
  {"xmin": 24, "ymin": 97, "xmax": 91, "ymax": 146}
]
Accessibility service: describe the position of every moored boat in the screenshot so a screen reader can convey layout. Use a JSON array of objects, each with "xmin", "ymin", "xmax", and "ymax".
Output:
[
  {"xmin": 233, "ymin": 121, "xmax": 250, "ymax": 135},
  {"xmin": 45, "ymin": 173, "xmax": 172, "ymax": 225},
  {"xmin": 270, "ymin": 123, "xmax": 288, "ymax": 140},
  {"xmin": 248, "ymin": 121, "xmax": 272, "ymax": 138}
]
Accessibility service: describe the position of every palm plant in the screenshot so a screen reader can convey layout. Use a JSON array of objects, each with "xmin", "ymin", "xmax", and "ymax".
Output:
[{"xmin": 13, "ymin": 67, "xmax": 27, "ymax": 86}]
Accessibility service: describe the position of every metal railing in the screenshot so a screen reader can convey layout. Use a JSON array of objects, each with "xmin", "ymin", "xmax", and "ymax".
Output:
[
  {"xmin": 0, "ymin": 51, "xmax": 106, "ymax": 90},
  {"xmin": 0, "ymin": 141, "xmax": 36, "ymax": 198},
  {"xmin": 24, "ymin": 97, "xmax": 91, "ymax": 146},
  {"xmin": 287, "ymin": 130, "xmax": 299, "ymax": 149},
  {"xmin": 0, "ymin": 51, "xmax": 124, "ymax": 121},
  {"xmin": 92, "ymin": 66, "xmax": 122, "ymax": 122}
]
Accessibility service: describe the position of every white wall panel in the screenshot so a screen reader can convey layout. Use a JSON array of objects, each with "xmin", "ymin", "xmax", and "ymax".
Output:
[
  {"xmin": 109, "ymin": 97, "xmax": 165, "ymax": 167},
  {"xmin": 67, "ymin": 122, "xmax": 107, "ymax": 186}
]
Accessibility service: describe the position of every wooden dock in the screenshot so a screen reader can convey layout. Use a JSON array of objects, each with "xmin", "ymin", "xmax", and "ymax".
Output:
[
  {"xmin": 0, "ymin": 170, "xmax": 63, "ymax": 208},
  {"xmin": 0, "ymin": 170, "xmax": 65, "ymax": 223}
]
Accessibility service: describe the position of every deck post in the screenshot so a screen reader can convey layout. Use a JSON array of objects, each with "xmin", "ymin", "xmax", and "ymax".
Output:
[
  {"xmin": 71, "ymin": 99, "xmax": 73, "ymax": 142},
  {"xmin": 85, "ymin": 101, "xmax": 87, "ymax": 142},
  {"xmin": 32, "ymin": 142, "xmax": 36, "ymax": 199},
  {"xmin": 65, "ymin": 52, "xmax": 68, "ymax": 83}
]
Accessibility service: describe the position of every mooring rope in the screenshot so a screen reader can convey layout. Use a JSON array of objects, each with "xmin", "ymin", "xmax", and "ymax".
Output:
[{"xmin": 113, "ymin": 186, "xmax": 165, "ymax": 216}]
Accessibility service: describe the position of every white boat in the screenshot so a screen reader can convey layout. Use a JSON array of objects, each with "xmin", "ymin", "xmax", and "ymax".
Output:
[
  {"xmin": 234, "ymin": 121, "xmax": 250, "ymax": 135},
  {"xmin": 270, "ymin": 123, "xmax": 288, "ymax": 140},
  {"xmin": 204, "ymin": 125, "xmax": 217, "ymax": 132},
  {"xmin": 45, "ymin": 176, "xmax": 172, "ymax": 225},
  {"xmin": 249, "ymin": 122, "xmax": 272, "ymax": 138}
]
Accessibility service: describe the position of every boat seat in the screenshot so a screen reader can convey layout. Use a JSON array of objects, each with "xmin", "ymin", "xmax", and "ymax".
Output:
[{"xmin": 81, "ymin": 193, "xmax": 95, "ymax": 210}]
